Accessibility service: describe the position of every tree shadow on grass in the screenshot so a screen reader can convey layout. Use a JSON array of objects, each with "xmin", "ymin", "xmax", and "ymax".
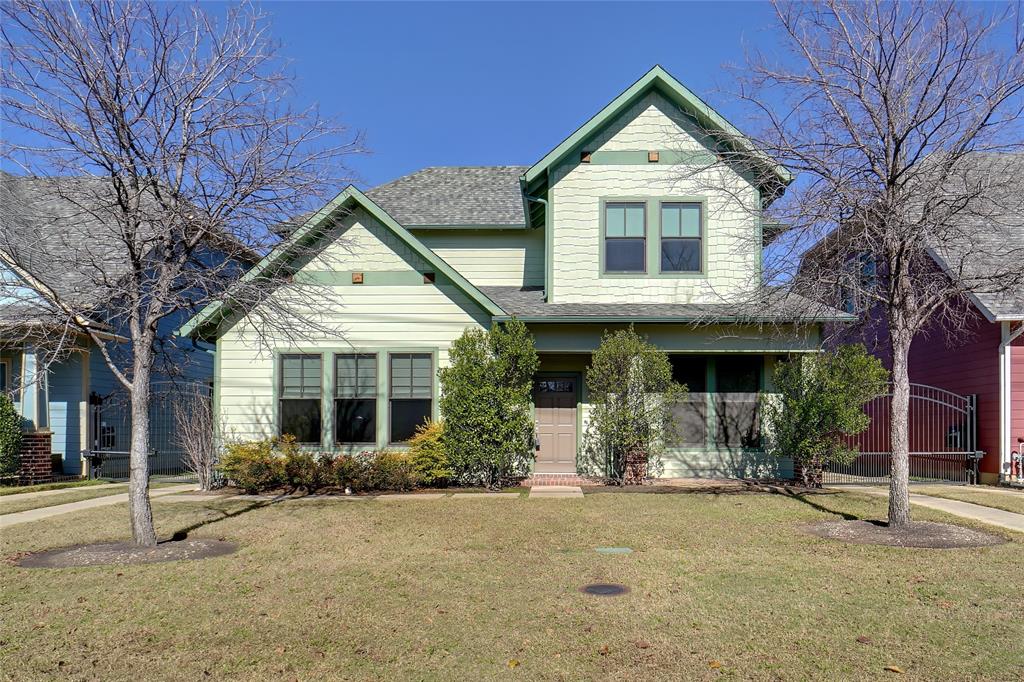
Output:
[
  {"xmin": 165, "ymin": 496, "xmax": 288, "ymax": 543},
  {"xmin": 765, "ymin": 486, "xmax": 862, "ymax": 521}
]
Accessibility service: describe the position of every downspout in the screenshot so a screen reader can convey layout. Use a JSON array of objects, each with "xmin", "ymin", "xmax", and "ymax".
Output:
[
  {"xmin": 999, "ymin": 321, "xmax": 1024, "ymax": 483},
  {"xmin": 524, "ymin": 194, "xmax": 549, "ymax": 301}
]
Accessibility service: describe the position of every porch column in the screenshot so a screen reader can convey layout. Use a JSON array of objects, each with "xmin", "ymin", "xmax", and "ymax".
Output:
[
  {"xmin": 17, "ymin": 345, "xmax": 53, "ymax": 484},
  {"xmin": 18, "ymin": 345, "xmax": 49, "ymax": 431}
]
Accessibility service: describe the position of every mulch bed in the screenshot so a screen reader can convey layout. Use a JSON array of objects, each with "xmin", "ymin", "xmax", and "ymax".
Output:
[
  {"xmin": 804, "ymin": 520, "xmax": 1006, "ymax": 549},
  {"xmin": 16, "ymin": 539, "xmax": 237, "ymax": 568}
]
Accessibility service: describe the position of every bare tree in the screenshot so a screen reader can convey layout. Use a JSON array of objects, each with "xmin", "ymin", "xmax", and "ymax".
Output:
[
  {"xmin": 173, "ymin": 383, "xmax": 216, "ymax": 491},
  {"xmin": 1, "ymin": 0, "xmax": 359, "ymax": 545},
  {"xmin": 734, "ymin": 0, "xmax": 1024, "ymax": 525}
]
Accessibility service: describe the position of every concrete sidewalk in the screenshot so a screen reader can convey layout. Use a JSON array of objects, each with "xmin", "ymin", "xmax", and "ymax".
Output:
[
  {"xmin": 0, "ymin": 484, "xmax": 197, "ymax": 528},
  {"xmin": 837, "ymin": 486, "xmax": 1024, "ymax": 533}
]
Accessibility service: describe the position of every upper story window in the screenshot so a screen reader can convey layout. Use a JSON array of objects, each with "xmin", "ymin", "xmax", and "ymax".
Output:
[
  {"xmin": 840, "ymin": 252, "xmax": 878, "ymax": 314},
  {"xmin": 660, "ymin": 202, "xmax": 702, "ymax": 273},
  {"xmin": 604, "ymin": 202, "xmax": 646, "ymax": 273},
  {"xmin": 279, "ymin": 354, "xmax": 322, "ymax": 444}
]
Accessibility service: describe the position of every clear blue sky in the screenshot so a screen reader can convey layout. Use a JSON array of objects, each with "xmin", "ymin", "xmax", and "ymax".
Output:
[{"xmin": 263, "ymin": 1, "xmax": 781, "ymax": 188}]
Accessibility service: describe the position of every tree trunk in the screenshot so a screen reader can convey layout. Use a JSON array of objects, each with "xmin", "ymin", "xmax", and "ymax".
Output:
[
  {"xmin": 128, "ymin": 352, "xmax": 157, "ymax": 546},
  {"xmin": 888, "ymin": 330, "xmax": 913, "ymax": 527}
]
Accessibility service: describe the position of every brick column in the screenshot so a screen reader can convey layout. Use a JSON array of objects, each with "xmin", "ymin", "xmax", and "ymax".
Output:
[
  {"xmin": 624, "ymin": 449, "xmax": 648, "ymax": 485},
  {"xmin": 18, "ymin": 431, "xmax": 53, "ymax": 485},
  {"xmin": 792, "ymin": 456, "xmax": 823, "ymax": 488}
]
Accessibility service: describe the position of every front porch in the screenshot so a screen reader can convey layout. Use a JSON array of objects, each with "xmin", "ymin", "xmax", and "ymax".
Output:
[{"xmin": 531, "ymin": 345, "xmax": 799, "ymax": 481}]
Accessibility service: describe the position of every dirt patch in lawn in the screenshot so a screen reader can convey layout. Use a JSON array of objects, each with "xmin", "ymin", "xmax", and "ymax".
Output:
[
  {"xmin": 804, "ymin": 520, "xmax": 1006, "ymax": 549},
  {"xmin": 15, "ymin": 538, "xmax": 237, "ymax": 568}
]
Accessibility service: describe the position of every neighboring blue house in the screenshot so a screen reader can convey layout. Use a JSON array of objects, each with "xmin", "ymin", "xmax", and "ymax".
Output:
[{"xmin": 0, "ymin": 173, "xmax": 218, "ymax": 480}]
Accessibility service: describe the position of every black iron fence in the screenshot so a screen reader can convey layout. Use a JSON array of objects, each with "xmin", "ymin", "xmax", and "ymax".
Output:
[
  {"xmin": 87, "ymin": 380, "xmax": 209, "ymax": 482},
  {"xmin": 824, "ymin": 384, "xmax": 981, "ymax": 485}
]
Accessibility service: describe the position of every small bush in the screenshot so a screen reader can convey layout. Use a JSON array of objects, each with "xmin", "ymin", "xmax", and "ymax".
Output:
[
  {"xmin": 407, "ymin": 421, "xmax": 450, "ymax": 487},
  {"xmin": 218, "ymin": 436, "xmax": 289, "ymax": 493},
  {"xmin": 331, "ymin": 453, "xmax": 364, "ymax": 491},
  {"xmin": 332, "ymin": 450, "xmax": 419, "ymax": 492},
  {"xmin": 284, "ymin": 449, "xmax": 331, "ymax": 492},
  {"xmin": 0, "ymin": 394, "xmax": 22, "ymax": 477}
]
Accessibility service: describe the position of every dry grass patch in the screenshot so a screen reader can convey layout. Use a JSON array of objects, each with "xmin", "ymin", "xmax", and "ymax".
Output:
[{"xmin": 0, "ymin": 489, "xmax": 1020, "ymax": 681}]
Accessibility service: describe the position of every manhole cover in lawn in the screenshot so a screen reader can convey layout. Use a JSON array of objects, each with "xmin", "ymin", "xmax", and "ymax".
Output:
[
  {"xmin": 581, "ymin": 583, "xmax": 629, "ymax": 596},
  {"xmin": 595, "ymin": 547, "xmax": 632, "ymax": 554}
]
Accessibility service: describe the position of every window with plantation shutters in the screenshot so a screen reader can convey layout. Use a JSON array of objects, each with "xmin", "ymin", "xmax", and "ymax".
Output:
[
  {"xmin": 335, "ymin": 354, "xmax": 377, "ymax": 444},
  {"xmin": 279, "ymin": 354, "xmax": 322, "ymax": 443},
  {"xmin": 389, "ymin": 353, "xmax": 432, "ymax": 443}
]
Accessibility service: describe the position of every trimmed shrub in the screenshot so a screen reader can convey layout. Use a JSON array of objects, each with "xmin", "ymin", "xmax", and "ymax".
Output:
[
  {"xmin": 0, "ymin": 394, "xmax": 21, "ymax": 477},
  {"xmin": 332, "ymin": 450, "xmax": 419, "ymax": 492},
  {"xmin": 363, "ymin": 450, "xmax": 419, "ymax": 491},
  {"xmin": 283, "ymin": 449, "xmax": 331, "ymax": 492},
  {"xmin": 218, "ymin": 436, "xmax": 289, "ymax": 493},
  {"xmin": 764, "ymin": 344, "xmax": 889, "ymax": 488},
  {"xmin": 581, "ymin": 326, "xmax": 685, "ymax": 484},
  {"xmin": 439, "ymin": 318, "xmax": 539, "ymax": 489},
  {"xmin": 407, "ymin": 421, "xmax": 450, "ymax": 487}
]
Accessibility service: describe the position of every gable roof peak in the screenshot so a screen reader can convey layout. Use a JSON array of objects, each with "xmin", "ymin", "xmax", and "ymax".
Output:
[{"xmin": 521, "ymin": 64, "xmax": 792, "ymax": 195}]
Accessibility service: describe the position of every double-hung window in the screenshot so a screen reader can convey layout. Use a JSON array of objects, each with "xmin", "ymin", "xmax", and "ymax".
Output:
[
  {"xmin": 335, "ymin": 354, "xmax": 377, "ymax": 444},
  {"xmin": 660, "ymin": 202, "xmax": 702, "ymax": 273},
  {"xmin": 279, "ymin": 354, "xmax": 322, "ymax": 444},
  {"xmin": 389, "ymin": 353, "xmax": 432, "ymax": 443},
  {"xmin": 604, "ymin": 202, "xmax": 646, "ymax": 273},
  {"xmin": 0, "ymin": 361, "xmax": 7, "ymax": 393}
]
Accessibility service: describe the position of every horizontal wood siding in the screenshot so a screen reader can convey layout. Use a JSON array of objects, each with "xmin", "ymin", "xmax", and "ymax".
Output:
[
  {"xmin": 217, "ymin": 209, "xmax": 489, "ymax": 442},
  {"xmin": 415, "ymin": 229, "xmax": 545, "ymax": 287},
  {"xmin": 1012, "ymin": 334, "xmax": 1024, "ymax": 466},
  {"xmin": 905, "ymin": 311, "xmax": 1001, "ymax": 474},
  {"xmin": 549, "ymin": 91, "xmax": 761, "ymax": 304}
]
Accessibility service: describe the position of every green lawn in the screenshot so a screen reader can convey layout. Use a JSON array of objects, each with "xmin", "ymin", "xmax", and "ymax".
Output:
[
  {"xmin": 909, "ymin": 484, "xmax": 1024, "ymax": 516},
  {"xmin": 0, "ymin": 482, "xmax": 183, "ymax": 515},
  {"xmin": 0, "ymin": 479, "xmax": 104, "ymax": 496},
  {"xmin": 0, "ymin": 489, "xmax": 1020, "ymax": 681}
]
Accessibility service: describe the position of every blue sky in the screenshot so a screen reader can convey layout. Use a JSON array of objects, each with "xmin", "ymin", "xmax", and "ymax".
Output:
[{"xmin": 263, "ymin": 1, "xmax": 782, "ymax": 188}]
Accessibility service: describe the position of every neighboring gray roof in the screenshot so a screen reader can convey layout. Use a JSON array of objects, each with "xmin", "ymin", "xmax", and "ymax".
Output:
[
  {"xmin": 479, "ymin": 286, "xmax": 852, "ymax": 322},
  {"xmin": 928, "ymin": 154, "xmax": 1024, "ymax": 320},
  {"xmin": 365, "ymin": 166, "xmax": 527, "ymax": 227},
  {"xmin": 0, "ymin": 172, "xmax": 140, "ymax": 317}
]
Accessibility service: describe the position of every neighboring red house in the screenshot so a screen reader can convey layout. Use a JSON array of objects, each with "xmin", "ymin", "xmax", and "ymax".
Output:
[
  {"xmin": 801, "ymin": 155, "xmax": 1024, "ymax": 485},
  {"xmin": 901, "ymin": 301, "xmax": 1023, "ymax": 485}
]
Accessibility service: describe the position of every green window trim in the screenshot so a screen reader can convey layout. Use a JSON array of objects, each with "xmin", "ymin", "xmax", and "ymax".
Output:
[
  {"xmin": 278, "ymin": 353, "xmax": 324, "ymax": 444},
  {"xmin": 659, "ymin": 202, "xmax": 703, "ymax": 274},
  {"xmin": 388, "ymin": 352, "xmax": 434, "ymax": 445},
  {"xmin": 273, "ymin": 347, "xmax": 440, "ymax": 451},
  {"xmin": 334, "ymin": 353, "xmax": 378, "ymax": 445},
  {"xmin": 598, "ymin": 196, "xmax": 709, "ymax": 280},
  {"xmin": 602, "ymin": 201, "xmax": 647, "ymax": 274}
]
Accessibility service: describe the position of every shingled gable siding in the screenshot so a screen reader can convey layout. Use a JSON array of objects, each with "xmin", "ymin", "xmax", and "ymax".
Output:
[
  {"xmin": 414, "ymin": 229, "xmax": 545, "ymax": 288},
  {"xmin": 549, "ymin": 90, "xmax": 761, "ymax": 304},
  {"xmin": 216, "ymin": 208, "xmax": 490, "ymax": 445}
]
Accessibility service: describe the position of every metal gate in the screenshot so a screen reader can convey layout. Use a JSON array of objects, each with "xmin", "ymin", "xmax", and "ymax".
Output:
[
  {"xmin": 823, "ymin": 383, "xmax": 982, "ymax": 484},
  {"xmin": 87, "ymin": 381, "xmax": 210, "ymax": 481}
]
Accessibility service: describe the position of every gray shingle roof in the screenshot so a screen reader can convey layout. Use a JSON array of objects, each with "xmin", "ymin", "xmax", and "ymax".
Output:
[
  {"xmin": 0, "ymin": 173, "xmax": 139, "ymax": 317},
  {"xmin": 928, "ymin": 154, "xmax": 1024, "ymax": 319},
  {"xmin": 366, "ymin": 166, "xmax": 527, "ymax": 227},
  {"xmin": 479, "ymin": 286, "xmax": 852, "ymax": 322}
]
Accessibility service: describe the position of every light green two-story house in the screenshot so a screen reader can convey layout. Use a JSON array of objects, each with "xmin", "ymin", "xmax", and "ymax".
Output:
[{"xmin": 181, "ymin": 66, "xmax": 846, "ymax": 481}]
